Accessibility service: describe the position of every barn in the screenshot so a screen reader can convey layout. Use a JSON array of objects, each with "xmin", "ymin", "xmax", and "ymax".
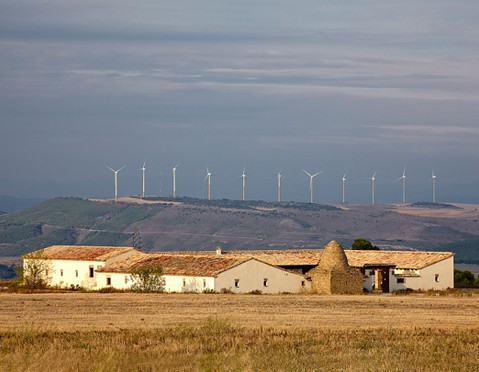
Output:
[{"xmin": 24, "ymin": 241, "xmax": 454, "ymax": 293}]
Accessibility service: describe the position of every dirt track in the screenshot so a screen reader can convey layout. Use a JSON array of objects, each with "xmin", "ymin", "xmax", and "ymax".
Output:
[{"xmin": 1, "ymin": 293, "xmax": 478, "ymax": 331}]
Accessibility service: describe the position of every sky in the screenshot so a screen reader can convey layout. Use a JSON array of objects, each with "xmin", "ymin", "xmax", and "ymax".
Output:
[{"xmin": 1, "ymin": 1, "xmax": 479, "ymax": 204}]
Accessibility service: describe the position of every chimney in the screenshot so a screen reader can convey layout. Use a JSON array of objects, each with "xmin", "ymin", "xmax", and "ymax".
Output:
[{"xmin": 216, "ymin": 246, "xmax": 222, "ymax": 255}]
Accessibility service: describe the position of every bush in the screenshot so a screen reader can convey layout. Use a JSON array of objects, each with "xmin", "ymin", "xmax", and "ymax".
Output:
[
  {"xmin": 130, "ymin": 264, "xmax": 165, "ymax": 292},
  {"xmin": 202, "ymin": 288, "xmax": 217, "ymax": 294},
  {"xmin": 454, "ymin": 269, "xmax": 477, "ymax": 288}
]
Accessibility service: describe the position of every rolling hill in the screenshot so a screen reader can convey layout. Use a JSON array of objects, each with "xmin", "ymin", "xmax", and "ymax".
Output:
[{"xmin": 1, "ymin": 197, "xmax": 479, "ymax": 264}]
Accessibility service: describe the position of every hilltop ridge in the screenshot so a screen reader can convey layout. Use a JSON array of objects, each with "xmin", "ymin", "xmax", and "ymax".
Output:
[{"xmin": 0, "ymin": 197, "xmax": 478, "ymax": 263}]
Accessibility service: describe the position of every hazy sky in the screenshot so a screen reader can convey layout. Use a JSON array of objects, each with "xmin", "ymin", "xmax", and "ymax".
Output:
[{"xmin": 1, "ymin": 1, "xmax": 479, "ymax": 203}]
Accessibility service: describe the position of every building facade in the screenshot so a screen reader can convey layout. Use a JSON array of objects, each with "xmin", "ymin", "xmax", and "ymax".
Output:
[{"xmin": 24, "ymin": 241, "xmax": 454, "ymax": 293}]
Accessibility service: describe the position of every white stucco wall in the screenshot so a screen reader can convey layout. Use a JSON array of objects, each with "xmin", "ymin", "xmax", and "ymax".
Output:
[
  {"xmin": 24, "ymin": 258, "xmax": 106, "ymax": 289},
  {"xmin": 392, "ymin": 257, "xmax": 454, "ymax": 291},
  {"xmin": 163, "ymin": 275, "xmax": 215, "ymax": 292},
  {"xmin": 95, "ymin": 272, "xmax": 131, "ymax": 289},
  {"xmin": 95, "ymin": 272, "xmax": 216, "ymax": 292},
  {"xmin": 215, "ymin": 259, "xmax": 311, "ymax": 294}
]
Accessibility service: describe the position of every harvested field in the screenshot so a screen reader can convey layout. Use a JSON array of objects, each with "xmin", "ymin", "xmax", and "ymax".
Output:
[
  {"xmin": 0, "ymin": 293, "xmax": 478, "ymax": 331},
  {"xmin": 1, "ymin": 293, "xmax": 478, "ymax": 371}
]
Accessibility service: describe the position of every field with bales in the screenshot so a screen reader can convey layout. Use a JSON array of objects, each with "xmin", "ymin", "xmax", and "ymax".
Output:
[{"xmin": 1, "ymin": 293, "xmax": 478, "ymax": 371}]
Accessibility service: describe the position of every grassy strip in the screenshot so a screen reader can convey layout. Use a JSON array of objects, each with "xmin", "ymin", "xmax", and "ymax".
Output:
[{"xmin": 1, "ymin": 318, "xmax": 478, "ymax": 371}]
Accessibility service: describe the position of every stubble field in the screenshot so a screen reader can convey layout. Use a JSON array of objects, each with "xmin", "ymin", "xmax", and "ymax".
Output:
[{"xmin": 1, "ymin": 293, "xmax": 478, "ymax": 371}]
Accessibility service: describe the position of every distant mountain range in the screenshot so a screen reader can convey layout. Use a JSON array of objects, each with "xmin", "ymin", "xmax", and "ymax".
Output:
[{"xmin": 0, "ymin": 196, "xmax": 478, "ymax": 264}]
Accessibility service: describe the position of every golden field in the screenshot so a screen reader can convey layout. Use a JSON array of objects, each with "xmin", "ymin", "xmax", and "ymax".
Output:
[{"xmin": 1, "ymin": 293, "xmax": 478, "ymax": 371}]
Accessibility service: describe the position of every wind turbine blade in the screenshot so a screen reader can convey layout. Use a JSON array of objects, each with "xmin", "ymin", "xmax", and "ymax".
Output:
[
  {"xmin": 372, "ymin": 171, "xmax": 376, "ymax": 179},
  {"xmin": 203, "ymin": 174, "xmax": 208, "ymax": 183},
  {"xmin": 395, "ymin": 176, "xmax": 403, "ymax": 182},
  {"xmin": 403, "ymin": 167, "xmax": 406, "ymax": 177},
  {"xmin": 143, "ymin": 159, "xmax": 147, "ymax": 169},
  {"xmin": 312, "ymin": 171, "xmax": 322, "ymax": 178},
  {"xmin": 302, "ymin": 169, "xmax": 312, "ymax": 177},
  {"xmin": 118, "ymin": 166, "xmax": 126, "ymax": 172},
  {"xmin": 106, "ymin": 165, "xmax": 115, "ymax": 172}
]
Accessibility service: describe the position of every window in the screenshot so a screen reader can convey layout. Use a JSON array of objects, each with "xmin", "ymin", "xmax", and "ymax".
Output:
[
  {"xmin": 124, "ymin": 276, "xmax": 128, "ymax": 284},
  {"xmin": 234, "ymin": 279, "xmax": 239, "ymax": 288},
  {"xmin": 263, "ymin": 278, "xmax": 268, "ymax": 287},
  {"xmin": 182, "ymin": 279, "xmax": 186, "ymax": 287},
  {"xmin": 106, "ymin": 277, "xmax": 111, "ymax": 286},
  {"xmin": 435, "ymin": 274, "xmax": 440, "ymax": 282},
  {"xmin": 203, "ymin": 279, "xmax": 206, "ymax": 288},
  {"xmin": 89, "ymin": 266, "xmax": 94, "ymax": 278},
  {"xmin": 75, "ymin": 270, "xmax": 79, "ymax": 277},
  {"xmin": 60, "ymin": 269, "xmax": 63, "ymax": 277},
  {"xmin": 301, "ymin": 281, "xmax": 305, "ymax": 287},
  {"xmin": 369, "ymin": 270, "xmax": 375, "ymax": 276},
  {"xmin": 397, "ymin": 278, "xmax": 405, "ymax": 284}
]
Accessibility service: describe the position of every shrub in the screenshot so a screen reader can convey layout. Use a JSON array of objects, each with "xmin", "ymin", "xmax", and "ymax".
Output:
[{"xmin": 130, "ymin": 264, "xmax": 165, "ymax": 292}]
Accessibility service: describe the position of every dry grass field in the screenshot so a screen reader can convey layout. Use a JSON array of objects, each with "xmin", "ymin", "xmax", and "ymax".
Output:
[{"xmin": 1, "ymin": 293, "xmax": 479, "ymax": 371}]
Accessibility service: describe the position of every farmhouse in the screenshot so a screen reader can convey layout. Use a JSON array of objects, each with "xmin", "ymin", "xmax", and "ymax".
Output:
[{"xmin": 24, "ymin": 240, "xmax": 454, "ymax": 293}]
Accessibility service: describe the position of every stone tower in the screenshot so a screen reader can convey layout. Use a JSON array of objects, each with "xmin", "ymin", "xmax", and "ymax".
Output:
[{"xmin": 308, "ymin": 240, "xmax": 363, "ymax": 294}]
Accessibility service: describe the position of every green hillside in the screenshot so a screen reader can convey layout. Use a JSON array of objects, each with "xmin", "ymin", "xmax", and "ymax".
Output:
[
  {"xmin": 0, "ymin": 198, "xmax": 164, "ymax": 256},
  {"xmin": 0, "ymin": 197, "xmax": 478, "ymax": 264}
]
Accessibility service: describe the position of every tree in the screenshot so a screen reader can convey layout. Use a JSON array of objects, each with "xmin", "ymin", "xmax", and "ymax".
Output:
[
  {"xmin": 351, "ymin": 238, "xmax": 380, "ymax": 250},
  {"xmin": 130, "ymin": 264, "xmax": 165, "ymax": 292},
  {"xmin": 454, "ymin": 269, "xmax": 476, "ymax": 288},
  {"xmin": 22, "ymin": 249, "xmax": 53, "ymax": 290}
]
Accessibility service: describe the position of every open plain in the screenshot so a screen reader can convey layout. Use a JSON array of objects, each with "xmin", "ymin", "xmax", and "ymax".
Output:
[
  {"xmin": 1, "ymin": 292, "xmax": 479, "ymax": 331},
  {"xmin": 1, "ymin": 293, "xmax": 479, "ymax": 371}
]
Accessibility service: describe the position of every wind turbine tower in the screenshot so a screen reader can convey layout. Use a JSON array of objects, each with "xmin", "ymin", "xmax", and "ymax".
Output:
[
  {"xmin": 139, "ymin": 159, "xmax": 146, "ymax": 199},
  {"xmin": 241, "ymin": 168, "xmax": 246, "ymax": 201},
  {"xmin": 396, "ymin": 167, "xmax": 407, "ymax": 204},
  {"xmin": 303, "ymin": 169, "xmax": 322, "ymax": 204},
  {"xmin": 277, "ymin": 171, "xmax": 282, "ymax": 202},
  {"xmin": 106, "ymin": 165, "xmax": 126, "ymax": 202},
  {"xmin": 371, "ymin": 172, "xmax": 376, "ymax": 206},
  {"xmin": 172, "ymin": 165, "xmax": 179, "ymax": 198},
  {"xmin": 204, "ymin": 167, "xmax": 212, "ymax": 200},
  {"xmin": 342, "ymin": 172, "xmax": 347, "ymax": 204},
  {"xmin": 432, "ymin": 170, "xmax": 437, "ymax": 203}
]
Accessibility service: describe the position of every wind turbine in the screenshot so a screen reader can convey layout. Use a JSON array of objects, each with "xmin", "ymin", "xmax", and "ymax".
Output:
[
  {"xmin": 106, "ymin": 165, "xmax": 126, "ymax": 202},
  {"xmin": 277, "ymin": 171, "xmax": 282, "ymax": 202},
  {"xmin": 303, "ymin": 169, "xmax": 322, "ymax": 204},
  {"xmin": 241, "ymin": 167, "xmax": 246, "ymax": 201},
  {"xmin": 204, "ymin": 167, "xmax": 212, "ymax": 200},
  {"xmin": 139, "ymin": 159, "xmax": 146, "ymax": 199},
  {"xmin": 432, "ymin": 170, "xmax": 437, "ymax": 203},
  {"xmin": 172, "ymin": 165, "xmax": 179, "ymax": 198},
  {"xmin": 396, "ymin": 167, "xmax": 406, "ymax": 204},
  {"xmin": 159, "ymin": 170, "xmax": 162, "ymax": 196},
  {"xmin": 342, "ymin": 172, "xmax": 347, "ymax": 204},
  {"xmin": 371, "ymin": 172, "xmax": 376, "ymax": 206}
]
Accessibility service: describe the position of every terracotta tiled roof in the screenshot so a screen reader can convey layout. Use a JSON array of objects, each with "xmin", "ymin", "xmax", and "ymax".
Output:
[
  {"xmin": 344, "ymin": 250, "xmax": 454, "ymax": 270},
  {"xmin": 154, "ymin": 247, "xmax": 453, "ymax": 270},
  {"xmin": 96, "ymin": 251, "xmax": 246, "ymax": 276},
  {"xmin": 40, "ymin": 245, "xmax": 137, "ymax": 261},
  {"xmin": 170, "ymin": 249, "xmax": 322, "ymax": 266},
  {"xmin": 38, "ymin": 244, "xmax": 454, "ymax": 273}
]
